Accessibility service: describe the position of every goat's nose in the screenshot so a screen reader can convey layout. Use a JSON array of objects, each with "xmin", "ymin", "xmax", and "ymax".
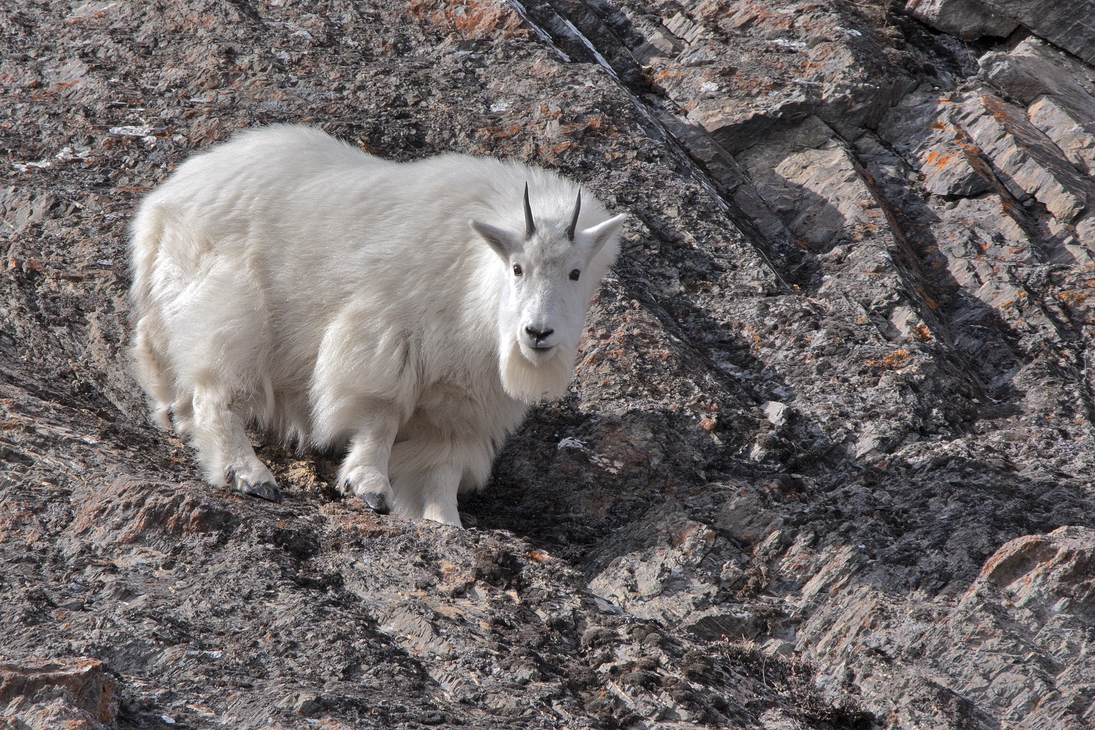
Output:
[{"xmin": 525, "ymin": 326, "xmax": 554, "ymax": 343}]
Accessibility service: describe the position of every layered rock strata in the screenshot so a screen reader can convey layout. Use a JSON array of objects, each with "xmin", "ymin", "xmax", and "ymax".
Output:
[{"xmin": 3, "ymin": 0, "xmax": 1095, "ymax": 728}]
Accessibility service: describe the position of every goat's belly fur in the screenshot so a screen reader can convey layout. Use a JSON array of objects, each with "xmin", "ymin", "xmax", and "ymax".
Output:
[{"xmin": 127, "ymin": 125, "xmax": 622, "ymax": 525}]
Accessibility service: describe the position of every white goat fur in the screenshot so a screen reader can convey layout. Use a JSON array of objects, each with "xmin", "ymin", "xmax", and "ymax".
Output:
[{"xmin": 129, "ymin": 125, "xmax": 625, "ymax": 526}]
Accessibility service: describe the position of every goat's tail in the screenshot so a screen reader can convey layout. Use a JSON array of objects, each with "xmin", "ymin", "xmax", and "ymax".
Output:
[{"xmin": 128, "ymin": 204, "xmax": 175, "ymax": 430}]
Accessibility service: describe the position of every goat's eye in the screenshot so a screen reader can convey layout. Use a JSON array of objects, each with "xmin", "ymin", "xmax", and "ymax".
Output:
[
  {"xmin": 569, "ymin": 268, "xmax": 580, "ymax": 281},
  {"xmin": 513, "ymin": 264, "xmax": 523, "ymax": 276}
]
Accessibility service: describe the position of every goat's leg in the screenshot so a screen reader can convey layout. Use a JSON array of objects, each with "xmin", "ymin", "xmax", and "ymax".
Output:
[
  {"xmin": 421, "ymin": 464, "xmax": 463, "ymax": 527},
  {"xmin": 338, "ymin": 413, "xmax": 400, "ymax": 514},
  {"xmin": 388, "ymin": 461, "xmax": 463, "ymax": 527},
  {"xmin": 190, "ymin": 385, "xmax": 281, "ymax": 502}
]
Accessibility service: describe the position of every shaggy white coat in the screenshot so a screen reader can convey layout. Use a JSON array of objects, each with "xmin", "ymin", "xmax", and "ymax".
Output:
[{"xmin": 129, "ymin": 125, "xmax": 624, "ymax": 526}]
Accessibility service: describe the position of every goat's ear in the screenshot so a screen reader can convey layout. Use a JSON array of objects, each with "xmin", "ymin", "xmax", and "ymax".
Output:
[
  {"xmin": 470, "ymin": 219, "xmax": 521, "ymax": 260},
  {"xmin": 581, "ymin": 214, "xmax": 627, "ymax": 257}
]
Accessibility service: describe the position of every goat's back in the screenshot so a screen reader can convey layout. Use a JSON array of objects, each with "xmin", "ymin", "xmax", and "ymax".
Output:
[{"xmin": 133, "ymin": 124, "xmax": 601, "ymax": 297}]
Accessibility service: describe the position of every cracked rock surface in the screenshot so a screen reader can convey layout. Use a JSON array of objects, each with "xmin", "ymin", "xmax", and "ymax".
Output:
[{"xmin": 2, "ymin": 0, "xmax": 1095, "ymax": 728}]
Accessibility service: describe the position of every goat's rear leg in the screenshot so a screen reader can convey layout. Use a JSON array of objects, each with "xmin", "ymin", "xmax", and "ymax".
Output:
[{"xmin": 190, "ymin": 385, "xmax": 281, "ymax": 502}]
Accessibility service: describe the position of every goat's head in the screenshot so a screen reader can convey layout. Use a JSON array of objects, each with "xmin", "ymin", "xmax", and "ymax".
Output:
[{"xmin": 470, "ymin": 183, "xmax": 625, "ymax": 401}]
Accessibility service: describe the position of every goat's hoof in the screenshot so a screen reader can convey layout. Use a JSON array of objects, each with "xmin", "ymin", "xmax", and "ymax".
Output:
[
  {"xmin": 226, "ymin": 468, "xmax": 283, "ymax": 503},
  {"xmin": 240, "ymin": 480, "xmax": 283, "ymax": 503},
  {"xmin": 358, "ymin": 490, "xmax": 390, "ymax": 515}
]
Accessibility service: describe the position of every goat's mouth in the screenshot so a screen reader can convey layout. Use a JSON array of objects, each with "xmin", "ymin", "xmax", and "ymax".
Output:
[{"xmin": 519, "ymin": 341, "xmax": 557, "ymax": 362}]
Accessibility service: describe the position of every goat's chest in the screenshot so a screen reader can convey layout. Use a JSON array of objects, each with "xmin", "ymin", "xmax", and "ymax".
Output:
[{"xmin": 404, "ymin": 377, "xmax": 527, "ymax": 445}]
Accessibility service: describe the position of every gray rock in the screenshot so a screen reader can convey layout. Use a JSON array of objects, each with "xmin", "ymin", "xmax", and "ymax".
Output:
[
  {"xmin": 978, "ymin": 0, "xmax": 1095, "ymax": 65},
  {"xmin": 954, "ymin": 92, "xmax": 1091, "ymax": 221},
  {"xmin": 878, "ymin": 92, "xmax": 994, "ymax": 197},
  {"xmin": 1028, "ymin": 95, "xmax": 1095, "ymax": 176},
  {"xmin": 910, "ymin": 0, "xmax": 1095, "ymax": 67},
  {"xmin": 798, "ymin": 525, "xmax": 1095, "ymax": 728},
  {"xmin": 979, "ymin": 37, "xmax": 1095, "ymax": 105},
  {"xmin": 737, "ymin": 116, "xmax": 873, "ymax": 251},
  {"xmin": 904, "ymin": 0, "xmax": 1019, "ymax": 39}
]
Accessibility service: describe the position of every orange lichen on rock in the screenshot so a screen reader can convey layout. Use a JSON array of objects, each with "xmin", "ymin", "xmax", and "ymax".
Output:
[{"xmin": 866, "ymin": 348, "xmax": 911, "ymax": 370}]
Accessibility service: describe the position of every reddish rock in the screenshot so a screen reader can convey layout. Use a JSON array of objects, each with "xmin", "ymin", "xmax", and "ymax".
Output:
[
  {"xmin": 0, "ymin": 658, "xmax": 118, "ymax": 729},
  {"xmin": 970, "ymin": 525, "xmax": 1095, "ymax": 616},
  {"xmin": 63, "ymin": 476, "xmax": 237, "ymax": 550}
]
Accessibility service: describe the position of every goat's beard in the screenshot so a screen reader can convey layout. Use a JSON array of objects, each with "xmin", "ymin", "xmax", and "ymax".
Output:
[{"xmin": 499, "ymin": 336, "xmax": 574, "ymax": 403}]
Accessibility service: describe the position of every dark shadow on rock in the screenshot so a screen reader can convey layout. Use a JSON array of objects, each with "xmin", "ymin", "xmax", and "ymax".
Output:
[{"xmin": 463, "ymin": 123, "xmax": 1082, "ymax": 624}]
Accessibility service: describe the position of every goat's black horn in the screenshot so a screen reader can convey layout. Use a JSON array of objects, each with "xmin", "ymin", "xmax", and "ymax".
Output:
[
  {"xmin": 567, "ymin": 190, "xmax": 582, "ymax": 242},
  {"xmin": 523, "ymin": 182, "xmax": 536, "ymax": 238}
]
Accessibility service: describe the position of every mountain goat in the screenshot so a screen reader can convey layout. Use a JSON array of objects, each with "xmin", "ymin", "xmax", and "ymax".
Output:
[{"xmin": 128, "ymin": 125, "xmax": 625, "ymax": 526}]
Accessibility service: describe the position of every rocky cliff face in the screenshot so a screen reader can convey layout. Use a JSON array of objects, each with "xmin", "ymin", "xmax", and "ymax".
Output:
[{"xmin": 3, "ymin": 1, "xmax": 1094, "ymax": 728}]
